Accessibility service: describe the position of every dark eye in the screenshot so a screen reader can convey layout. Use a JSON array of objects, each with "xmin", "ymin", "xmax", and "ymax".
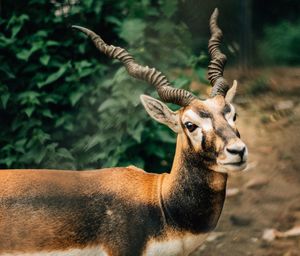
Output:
[
  {"xmin": 233, "ymin": 113, "xmax": 237, "ymax": 121},
  {"xmin": 184, "ymin": 122, "xmax": 198, "ymax": 132}
]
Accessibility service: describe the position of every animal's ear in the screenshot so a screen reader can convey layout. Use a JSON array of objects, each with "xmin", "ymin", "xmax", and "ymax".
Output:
[
  {"xmin": 225, "ymin": 80, "xmax": 237, "ymax": 103},
  {"xmin": 140, "ymin": 95, "xmax": 180, "ymax": 133}
]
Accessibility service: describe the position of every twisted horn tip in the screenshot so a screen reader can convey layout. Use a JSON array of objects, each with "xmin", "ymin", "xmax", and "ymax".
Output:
[
  {"xmin": 72, "ymin": 25, "xmax": 89, "ymax": 34},
  {"xmin": 212, "ymin": 8, "xmax": 219, "ymax": 18},
  {"xmin": 71, "ymin": 25, "xmax": 99, "ymax": 39}
]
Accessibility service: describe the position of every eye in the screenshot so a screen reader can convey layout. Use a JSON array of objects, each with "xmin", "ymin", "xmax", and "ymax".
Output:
[
  {"xmin": 184, "ymin": 122, "xmax": 198, "ymax": 132},
  {"xmin": 233, "ymin": 113, "xmax": 237, "ymax": 121}
]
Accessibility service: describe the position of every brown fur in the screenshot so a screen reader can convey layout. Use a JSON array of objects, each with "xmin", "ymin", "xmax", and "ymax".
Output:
[
  {"xmin": 0, "ymin": 136, "xmax": 227, "ymax": 255},
  {"xmin": 0, "ymin": 168, "xmax": 162, "ymax": 255}
]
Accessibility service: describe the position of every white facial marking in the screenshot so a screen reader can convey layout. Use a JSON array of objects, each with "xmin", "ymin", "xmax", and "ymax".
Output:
[
  {"xmin": 143, "ymin": 233, "xmax": 207, "ymax": 256},
  {"xmin": 183, "ymin": 110, "xmax": 213, "ymax": 132},
  {"xmin": 203, "ymin": 98, "xmax": 220, "ymax": 112},
  {"xmin": 1, "ymin": 247, "xmax": 108, "ymax": 256},
  {"xmin": 182, "ymin": 109, "xmax": 214, "ymax": 151},
  {"xmin": 201, "ymin": 118, "xmax": 213, "ymax": 131},
  {"xmin": 182, "ymin": 110, "xmax": 202, "ymax": 151},
  {"xmin": 225, "ymin": 104, "xmax": 236, "ymax": 127}
]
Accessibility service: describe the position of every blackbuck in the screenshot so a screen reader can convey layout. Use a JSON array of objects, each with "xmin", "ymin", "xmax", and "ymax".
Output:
[{"xmin": 0, "ymin": 8, "xmax": 248, "ymax": 256}]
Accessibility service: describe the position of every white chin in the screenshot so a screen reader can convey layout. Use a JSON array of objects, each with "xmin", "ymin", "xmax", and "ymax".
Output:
[{"xmin": 214, "ymin": 162, "xmax": 248, "ymax": 173}]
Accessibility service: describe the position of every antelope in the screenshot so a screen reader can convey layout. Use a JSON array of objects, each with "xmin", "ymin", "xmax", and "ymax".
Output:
[{"xmin": 0, "ymin": 8, "xmax": 248, "ymax": 256}]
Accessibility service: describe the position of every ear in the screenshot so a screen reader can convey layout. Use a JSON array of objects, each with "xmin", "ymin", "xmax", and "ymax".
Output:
[
  {"xmin": 140, "ymin": 95, "xmax": 180, "ymax": 133},
  {"xmin": 225, "ymin": 80, "xmax": 237, "ymax": 103}
]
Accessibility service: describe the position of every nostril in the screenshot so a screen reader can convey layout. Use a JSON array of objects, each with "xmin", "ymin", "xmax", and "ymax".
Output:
[
  {"xmin": 226, "ymin": 146, "xmax": 246, "ymax": 159},
  {"xmin": 239, "ymin": 147, "xmax": 246, "ymax": 159},
  {"xmin": 226, "ymin": 148, "xmax": 240, "ymax": 155}
]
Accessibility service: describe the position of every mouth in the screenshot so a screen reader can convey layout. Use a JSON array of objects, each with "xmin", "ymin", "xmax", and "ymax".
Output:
[
  {"xmin": 216, "ymin": 160, "xmax": 248, "ymax": 173},
  {"xmin": 223, "ymin": 161, "xmax": 246, "ymax": 166}
]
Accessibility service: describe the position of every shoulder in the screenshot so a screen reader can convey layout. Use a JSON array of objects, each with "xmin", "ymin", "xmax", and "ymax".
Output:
[{"xmin": 126, "ymin": 165, "xmax": 146, "ymax": 173}]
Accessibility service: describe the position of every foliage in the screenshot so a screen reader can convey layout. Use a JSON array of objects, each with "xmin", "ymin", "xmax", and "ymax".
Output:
[
  {"xmin": 258, "ymin": 20, "xmax": 300, "ymax": 65},
  {"xmin": 0, "ymin": 0, "xmax": 193, "ymax": 172},
  {"xmin": 189, "ymin": 52, "xmax": 209, "ymax": 84}
]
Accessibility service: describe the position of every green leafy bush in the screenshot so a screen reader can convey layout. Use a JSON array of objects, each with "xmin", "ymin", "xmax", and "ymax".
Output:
[
  {"xmin": 0, "ymin": 0, "xmax": 193, "ymax": 172},
  {"xmin": 258, "ymin": 20, "xmax": 300, "ymax": 65}
]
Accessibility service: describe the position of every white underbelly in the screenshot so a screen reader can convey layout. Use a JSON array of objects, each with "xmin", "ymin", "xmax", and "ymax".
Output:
[
  {"xmin": 143, "ymin": 233, "xmax": 208, "ymax": 256},
  {"xmin": 0, "ymin": 247, "xmax": 108, "ymax": 256},
  {"xmin": 1, "ymin": 234, "xmax": 207, "ymax": 256}
]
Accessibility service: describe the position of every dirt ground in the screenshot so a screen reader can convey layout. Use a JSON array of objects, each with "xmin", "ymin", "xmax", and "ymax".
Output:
[{"xmin": 193, "ymin": 67, "xmax": 300, "ymax": 256}]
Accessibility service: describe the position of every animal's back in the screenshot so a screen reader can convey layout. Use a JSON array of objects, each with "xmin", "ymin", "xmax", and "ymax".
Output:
[{"xmin": 0, "ymin": 169, "xmax": 164, "ymax": 256}]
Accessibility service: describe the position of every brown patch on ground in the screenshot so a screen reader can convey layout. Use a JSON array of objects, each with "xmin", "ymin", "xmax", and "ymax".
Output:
[{"xmin": 191, "ymin": 67, "xmax": 300, "ymax": 256}]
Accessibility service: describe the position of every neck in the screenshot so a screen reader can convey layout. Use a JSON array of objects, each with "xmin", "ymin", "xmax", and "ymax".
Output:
[{"xmin": 161, "ymin": 134, "xmax": 228, "ymax": 233}]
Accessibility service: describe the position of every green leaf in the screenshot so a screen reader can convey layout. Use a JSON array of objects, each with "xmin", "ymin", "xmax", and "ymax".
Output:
[
  {"xmin": 41, "ymin": 109, "xmax": 53, "ymax": 118},
  {"xmin": 119, "ymin": 19, "xmax": 146, "ymax": 44},
  {"xmin": 39, "ymin": 55, "xmax": 50, "ymax": 66},
  {"xmin": 94, "ymin": 1, "xmax": 103, "ymax": 14},
  {"xmin": 2, "ymin": 143, "xmax": 13, "ymax": 152},
  {"xmin": 128, "ymin": 123, "xmax": 144, "ymax": 143},
  {"xmin": 98, "ymin": 98, "xmax": 119, "ymax": 112},
  {"xmin": 83, "ymin": 135, "xmax": 104, "ymax": 152},
  {"xmin": 33, "ymin": 129, "xmax": 51, "ymax": 144},
  {"xmin": 0, "ymin": 65, "xmax": 15, "ymax": 78},
  {"xmin": 18, "ymin": 91, "xmax": 40, "ymax": 105},
  {"xmin": 78, "ymin": 68, "xmax": 96, "ymax": 78},
  {"xmin": 37, "ymin": 62, "xmax": 69, "ymax": 88},
  {"xmin": 0, "ymin": 156, "xmax": 17, "ymax": 168},
  {"xmin": 14, "ymin": 138, "xmax": 27, "ymax": 153},
  {"xmin": 0, "ymin": 35, "xmax": 15, "ymax": 47},
  {"xmin": 75, "ymin": 60, "xmax": 92, "ymax": 70},
  {"xmin": 173, "ymin": 76, "xmax": 191, "ymax": 89},
  {"xmin": 57, "ymin": 148, "xmax": 74, "ymax": 161},
  {"xmin": 69, "ymin": 90, "xmax": 84, "ymax": 106},
  {"xmin": 195, "ymin": 67, "xmax": 208, "ymax": 84},
  {"xmin": 84, "ymin": 0, "xmax": 94, "ymax": 8},
  {"xmin": 24, "ymin": 106, "xmax": 35, "ymax": 118},
  {"xmin": 156, "ymin": 129, "xmax": 175, "ymax": 143},
  {"xmin": 7, "ymin": 14, "xmax": 29, "ymax": 38},
  {"xmin": 160, "ymin": 0, "xmax": 178, "ymax": 18},
  {"xmin": 16, "ymin": 49, "xmax": 32, "ymax": 61},
  {"xmin": 1, "ymin": 93, "xmax": 10, "ymax": 109},
  {"xmin": 16, "ymin": 42, "xmax": 43, "ymax": 61},
  {"xmin": 34, "ymin": 147, "xmax": 47, "ymax": 165},
  {"xmin": 43, "ymin": 94, "xmax": 60, "ymax": 104},
  {"xmin": 11, "ymin": 25, "xmax": 22, "ymax": 38},
  {"xmin": 55, "ymin": 116, "xmax": 68, "ymax": 128},
  {"xmin": 106, "ymin": 16, "xmax": 122, "ymax": 26},
  {"xmin": 46, "ymin": 40, "xmax": 60, "ymax": 47}
]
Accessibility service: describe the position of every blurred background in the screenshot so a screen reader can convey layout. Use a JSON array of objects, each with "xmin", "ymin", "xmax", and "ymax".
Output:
[{"xmin": 0, "ymin": 0, "xmax": 299, "ymax": 255}]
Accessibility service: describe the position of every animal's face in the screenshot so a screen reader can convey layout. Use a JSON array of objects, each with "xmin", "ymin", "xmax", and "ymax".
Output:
[
  {"xmin": 141, "ymin": 83, "xmax": 248, "ymax": 174},
  {"xmin": 180, "ymin": 95, "xmax": 247, "ymax": 173}
]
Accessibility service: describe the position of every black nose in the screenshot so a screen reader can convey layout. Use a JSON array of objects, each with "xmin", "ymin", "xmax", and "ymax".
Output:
[{"xmin": 226, "ymin": 146, "xmax": 246, "ymax": 159}]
